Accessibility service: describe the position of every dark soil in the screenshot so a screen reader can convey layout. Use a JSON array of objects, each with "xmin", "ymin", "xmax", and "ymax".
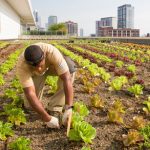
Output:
[
  {"xmin": 0, "ymin": 41, "xmax": 149, "ymax": 150},
  {"xmin": 0, "ymin": 43, "xmax": 23, "ymax": 64}
]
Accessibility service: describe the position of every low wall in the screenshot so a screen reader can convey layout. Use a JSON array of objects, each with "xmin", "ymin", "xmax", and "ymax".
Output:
[
  {"xmin": 19, "ymin": 35, "xmax": 70, "ymax": 40},
  {"xmin": 111, "ymin": 37, "xmax": 150, "ymax": 45},
  {"xmin": 19, "ymin": 35, "xmax": 150, "ymax": 45},
  {"xmin": 77, "ymin": 37, "xmax": 150, "ymax": 45}
]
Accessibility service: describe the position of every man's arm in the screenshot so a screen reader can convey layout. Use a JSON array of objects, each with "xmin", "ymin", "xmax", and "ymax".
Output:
[
  {"xmin": 59, "ymin": 71, "xmax": 73, "ymax": 106},
  {"xmin": 23, "ymin": 86, "xmax": 51, "ymax": 122}
]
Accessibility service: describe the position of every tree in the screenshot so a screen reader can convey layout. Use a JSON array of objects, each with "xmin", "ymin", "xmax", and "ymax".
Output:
[{"xmin": 48, "ymin": 23, "xmax": 67, "ymax": 35}]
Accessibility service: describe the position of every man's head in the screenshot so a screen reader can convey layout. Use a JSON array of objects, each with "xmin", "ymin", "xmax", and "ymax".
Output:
[
  {"xmin": 24, "ymin": 45, "xmax": 44, "ymax": 67},
  {"xmin": 24, "ymin": 45, "xmax": 46, "ymax": 74}
]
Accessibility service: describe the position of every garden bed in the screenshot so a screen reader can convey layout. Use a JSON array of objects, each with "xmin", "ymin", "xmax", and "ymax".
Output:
[{"xmin": 0, "ymin": 40, "xmax": 149, "ymax": 150}]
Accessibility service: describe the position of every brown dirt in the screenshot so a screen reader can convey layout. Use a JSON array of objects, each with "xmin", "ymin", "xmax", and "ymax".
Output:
[
  {"xmin": 0, "ymin": 42, "xmax": 149, "ymax": 150},
  {"xmin": 0, "ymin": 44, "xmax": 23, "ymax": 64}
]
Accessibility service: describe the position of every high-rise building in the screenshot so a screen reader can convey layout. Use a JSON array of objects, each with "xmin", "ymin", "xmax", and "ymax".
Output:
[
  {"xmin": 96, "ymin": 21, "xmax": 101, "ymax": 36},
  {"xmin": 33, "ymin": 10, "xmax": 41, "ymax": 29},
  {"xmin": 48, "ymin": 16, "xmax": 57, "ymax": 27},
  {"xmin": 33, "ymin": 10, "xmax": 38, "ymax": 23},
  {"xmin": 38, "ymin": 16, "xmax": 41, "ymax": 28},
  {"xmin": 96, "ymin": 17, "xmax": 117, "ymax": 36},
  {"xmin": 65, "ymin": 21, "xmax": 78, "ymax": 36},
  {"xmin": 101, "ymin": 17, "xmax": 117, "ymax": 28},
  {"xmin": 45, "ymin": 23, "xmax": 48, "ymax": 30},
  {"xmin": 80, "ymin": 28, "xmax": 84, "ymax": 37},
  {"xmin": 117, "ymin": 4, "xmax": 134, "ymax": 29}
]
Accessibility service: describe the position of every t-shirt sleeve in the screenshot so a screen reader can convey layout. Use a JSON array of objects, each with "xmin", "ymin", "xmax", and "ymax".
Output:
[
  {"xmin": 16, "ymin": 62, "xmax": 34, "ymax": 88},
  {"xmin": 49, "ymin": 46, "xmax": 69, "ymax": 75}
]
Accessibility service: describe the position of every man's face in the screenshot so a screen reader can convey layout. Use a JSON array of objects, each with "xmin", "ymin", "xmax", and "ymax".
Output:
[{"xmin": 32, "ymin": 58, "xmax": 46, "ymax": 74}]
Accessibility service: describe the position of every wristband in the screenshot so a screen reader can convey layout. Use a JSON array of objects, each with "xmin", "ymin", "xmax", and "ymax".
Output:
[{"xmin": 64, "ymin": 105, "xmax": 74, "ymax": 110}]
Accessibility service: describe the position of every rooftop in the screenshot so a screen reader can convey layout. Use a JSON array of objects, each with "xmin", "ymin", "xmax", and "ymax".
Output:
[{"xmin": 6, "ymin": 0, "xmax": 35, "ymax": 25}]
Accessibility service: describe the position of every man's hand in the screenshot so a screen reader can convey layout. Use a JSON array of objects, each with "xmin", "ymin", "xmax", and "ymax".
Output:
[
  {"xmin": 62, "ymin": 106, "xmax": 73, "ymax": 126},
  {"xmin": 45, "ymin": 116, "xmax": 60, "ymax": 128}
]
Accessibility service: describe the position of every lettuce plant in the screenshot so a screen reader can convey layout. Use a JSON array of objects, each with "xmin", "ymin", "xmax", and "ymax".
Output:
[
  {"xmin": 4, "ymin": 89, "xmax": 19, "ymax": 101},
  {"xmin": 11, "ymin": 78, "xmax": 23, "ymax": 93},
  {"xmin": 90, "ymin": 94, "xmax": 105, "ymax": 108},
  {"xmin": 127, "ymin": 84, "xmax": 143, "ymax": 98},
  {"xmin": 8, "ymin": 137, "xmax": 31, "ymax": 150},
  {"xmin": 1, "ymin": 105, "xmax": 27, "ymax": 126},
  {"xmin": 140, "ymin": 125, "xmax": 150, "ymax": 149},
  {"xmin": 46, "ymin": 76, "xmax": 58, "ymax": 94},
  {"xmin": 72, "ymin": 112, "xmax": 84, "ymax": 127},
  {"xmin": 1, "ymin": 104, "xmax": 15, "ymax": 115},
  {"xmin": 109, "ymin": 76, "xmax": 128, "ymax": 91},
  {"xmin": 0, "ymin": 74, "xmax": 5, "ymax": 86},
  {"xmin": 0, "ymin": 121, "xmax": 14, "ymax": 140},
  {"xmin": 101, "ymin": 72, "xmax": 111, "ymax": 83},
  {"xmin": 93, "ymin": 78, "xmax": 101, "ymax": 86},
  {"xmin": 127, "ymin": 65, "xmax": 136, "ymax": 73},
  {"xmin": 122, "ymin": 129, "xmax": 144, "ymax": 146},
  {"xmin": 108, "ymin": 100, "xmax": 125, "ymax": 124},
  {"xmin": 83, "ymin": 82, "xmax": 96, "ymax": 94},
  {"xmin": 73, "ymin": 101, "xmax": 89, "ymax": 117},
  {"xmin": 80, "ymin": 76, "xmax": 88, "ymax": 85},
  {"xmin": 112, "ymin": 100, "xmax": 125, "ymax": 114},
  {"xmin": 143, "ymin": 96, "xmax": 150, "ymax": 115},
  {"xmin": 108, "ymin": 109, "xmax": 124, "ymax": 124},
  {"xmin": 7, "ymin": 108, "xmax": 27, "ymax": 126},
  {"xmin": 116, "ymin": 60, "xmax": 124, "ymax": 68},
  {"xmin": 4, "ymin": 89, "xmax": 23, "ymax": 106},
  {"xmin": 88, "ymin": 65, "xmax": 99, "ymax": 76},
  {"xmin": 69, "ymin": 101, "xmax": 96, "ymax": 144},
  {"xmin": 69, "ymin": 121, "xmax": 96, "ymax": 143},
  {"xmin": 130, "ymin": 116, "xmax": 146, "ymax": 130},
  {"xmin": 82, "ymin": 59, "xmax": 90, "ymax": 68}
]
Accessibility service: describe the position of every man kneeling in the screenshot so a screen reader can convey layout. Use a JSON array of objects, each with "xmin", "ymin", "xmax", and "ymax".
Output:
[{"xmin": 16, "ymin": 42, "xmax": 76, "ymax": 128}]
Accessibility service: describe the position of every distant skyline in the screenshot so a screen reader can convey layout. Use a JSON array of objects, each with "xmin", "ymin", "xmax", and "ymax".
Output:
[{"xmin": 31, "ymin": 0, "xmax": 150, "ymax": 36}]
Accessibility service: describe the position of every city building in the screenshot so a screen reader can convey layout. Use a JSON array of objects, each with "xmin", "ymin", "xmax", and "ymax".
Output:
[
  {"xmin": 33, "ymin": 10, "xmax": 41, "ymax": 29},
  {"xmin": 96, "ymin": 21, "xmax": 101, "ymax": 36},
  {"xmin": 146, "ymin": 33, "xmax": 150, "ymax": 37},
  {"xmin": 80, "ymin": 28, "xmax": 84, "ymax": 37},
  {"xmin": 48, "ymin": 16, "xmax": 57, "ymax": 28},
  {"xmin": 98, "ymin": 27, "xmax": 139, "ymax": 37},
  {"xmin": 33, "ymin": 10, "xmax": 38, "ymax": 25},
  {"xmin": 118, "ymin": 4, "xmax": 134, "ymax": 29},
  {"xmin": 65, "ymin": 21, "xmax": 78, "ymax": 36},
  {"xmin": 45, "ymin": 23, "xmax": 48, "ymax": 31},
  {"xmin": 37, "ymin": 16, "xmax": 41, "ymax": 29},
  {"xmin": 96, "ymin": 17, "xmax": 117, "ymax": 36},
  {"xmin": 101, "ymin": 17, "xmax": 117, "ymax": 28},
  {"xmin": 0, "ymin": 0, "xmax": 35, "ymax": 39}
]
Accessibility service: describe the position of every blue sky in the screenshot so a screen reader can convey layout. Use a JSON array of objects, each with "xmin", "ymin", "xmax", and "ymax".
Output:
[{"xmin": 31, "ymin": 0, "xmax": 150, "ymax": 36}]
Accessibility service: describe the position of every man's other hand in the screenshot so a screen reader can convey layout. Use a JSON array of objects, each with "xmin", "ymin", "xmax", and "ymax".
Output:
[
  {"xmin": 45, "ymin": 116, "xmax": 59, "ymax": 128},
  {"xmin": 62, "ymin": 107, "xmax": 72, "ymax": 126}
]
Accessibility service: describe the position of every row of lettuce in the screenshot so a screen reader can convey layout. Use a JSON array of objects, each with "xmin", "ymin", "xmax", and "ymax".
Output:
[
  {"xmin": 0, "ymin": 40, "xmax": 149, "ymax": 150},
  {"xmin": 55, "ymin": 43, "xmax": 148, "ymax": 98},
  {"xmin": 53, "ymin": 42, "xmax": 150, "ymax": 149},
  {"xmin": 0, "ymin": 42, "xmax": 33, "ymax": 150},
  {"xmin": 0, "ymin": 41, "xmax": 9, "ymax": 49},
  {"xmin": 0, "ymin": 41, "xmax": 95, "ymax": 150}
]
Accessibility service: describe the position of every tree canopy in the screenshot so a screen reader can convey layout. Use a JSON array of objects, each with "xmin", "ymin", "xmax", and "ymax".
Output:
[{"xmin": 48, "ymin": 23, "xmax": 67, "ymax": 35}]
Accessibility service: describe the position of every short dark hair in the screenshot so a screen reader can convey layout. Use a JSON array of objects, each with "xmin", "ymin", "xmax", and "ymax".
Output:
[{"xmin": 24, "ymin": 45, "xmax": 44, "ymax": 66}]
